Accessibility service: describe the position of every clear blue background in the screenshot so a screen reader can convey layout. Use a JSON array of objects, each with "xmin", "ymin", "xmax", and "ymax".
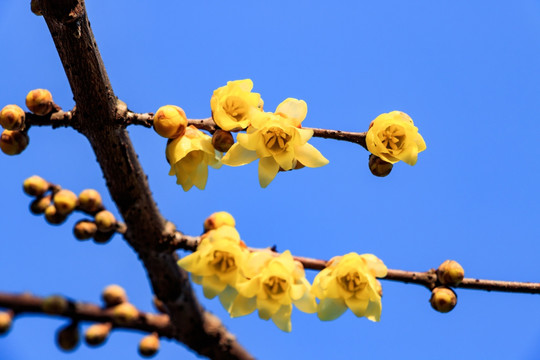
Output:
[{"xmin": 1, "ymin": 1, "xmax": 540, "ymax": 359}]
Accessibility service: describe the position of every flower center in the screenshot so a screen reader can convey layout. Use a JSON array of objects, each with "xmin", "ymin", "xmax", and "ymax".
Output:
[
  {"xmin": 263, "ymin": 127, "xmax": 291, "ymax": 152},
  {"xmin": 263, "ymin": 276, "xmax": 289, "ymax": 296},
  {"xmin": 210, "ymin": 250, "xmax": 237, "ymax": 273},
  {"xmin": 222, "ymin": 96, "xmax": 249, "ymax": 122},
  {"xmin": 338, "ymin": 272, "xmax": 367, "ymax": 293},
  {"xmin": 378, "ymin": 124, "xmax": 406, "ymax": 151}
]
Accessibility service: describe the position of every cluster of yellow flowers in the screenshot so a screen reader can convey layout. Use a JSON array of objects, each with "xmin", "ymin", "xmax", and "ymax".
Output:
[{"xmin": 178, "ymin": 212, "xmax": 387, "ymax": 331}]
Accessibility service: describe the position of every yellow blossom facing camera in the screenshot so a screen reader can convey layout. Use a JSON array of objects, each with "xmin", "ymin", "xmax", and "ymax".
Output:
[
  {"xmin": 312, "ymin": 253, "xmax": 387, "ymax": 322},
  {"xmin": 366, "ymin": 111, "xmax": 426, "ymax": 166},
  {"xmin": 211, "ymin": 79, "xmax": 263, "ymax": 131},
  {"xmin": 221, "ymin": 98, "xmax": 328, "ymax": 187},
  {"xmin": 227, "ymin": 250, "xmax": 317, "ymax": 332},
  {"xmin": 166, "ymin": 125, "xmax": 222, "ymax": 191}
]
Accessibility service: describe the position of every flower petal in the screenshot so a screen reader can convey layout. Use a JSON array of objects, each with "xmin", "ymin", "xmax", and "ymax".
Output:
[
  {"xmin": 230, "ymin": 295, "xmax": 257, "ymax": 318},
  {"xmin": 218, "ymin": 286, "xmax": 238, "ymax": 312},
  {"xmin": 257, "ymin": 297, "xmax": 281, "ymax": 320},
  {"xmin": 365, "ymin": 299, "xmax": 382, "ymax": 322},
  {"xmin": 345, "ymin": 296, "xmax": 370, "ymax": 318},
  {"xmin": 273, "ymin": 148, "xmax": 295, "ymax": 170},
  {"xmin": 258, "ymin": 157, "xmax": 280, "ymax": 188},
  {"xmin": 271, "ymin": 305, "xmax": 293, "ymax": 332},
  {"xmin": 202, "ymin": 275, "xmax": 227, "ymax": 299},
  {"xmin": 221, "ymin": 143, "xmax": 258, "ymax": 166},
  {"xmin": 317, "ymin": 297, "xmax": 348, "ymax": 321},
  {"xmin": 275, "ymin": 98, "xmax": 307, "ymax": 126},
  {"xmin": 294, "ymin": 289, "xmax": 317, "ymax": 314},
  {"xmin": 295, "ymin": 143, "xmax": 329, "ymax": 168}
]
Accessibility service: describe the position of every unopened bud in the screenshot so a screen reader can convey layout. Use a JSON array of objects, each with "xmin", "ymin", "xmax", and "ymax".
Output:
[
  {"xmin": 78, "ymin": 189, "xmax": 102, "ymax": 213},
  {"xmin": 0, "ymin": 105, "xmax": 25, "ymax": 130},
  {"xmin": 23, "ymin": 175, "xmax": 49, "ymax": 197},
  {"xmin": 53, "ymin": 189, "xmax": 78, "ymax": 215},
  {"xmin": 43, "ymin": 295, "xmax": 68, "ymax": 314},
  {"xmin": 95, "ymin": 210, "xmax": 116, "ymax": 232},
  {"xmin": 26, "ymin": 89, "xmax": 53, "ymax": 115},
  {"xmin": 73, "ymin": 220, "xmax": 97, "ymax": 240},
  {"xmin": 437, "ymin": 260, "xmax": 465, "ymax": 286},
  {"xmin": 30, "ymin": 195, "xmax": 52, "ymax": 214},
  {"xmin": 84, "ymin": 323, "xmax": 111, "ymax": 346},
  {"xmin": 153, "ymin": 105, "xmax": 187, "ymax": 139},
  {"xmin": 138, "ymin": 333, "xmax": 160, "ymax": 358},
  {"xmin": 212, "ymin": 129, "xmax": 234, "ymax": 152},
  {"xmin": 0, "ymin": 312, "xmax": 13, "ymax": 335},
  {"xmin": 112, "ymin": 303, "xmax": 139, "ymax": 325},
  {"xmin": 102, "ymin": 284, "xmax": 128, "ymax": 307},
  {"xmin": 203, "ymin": 211, "xmax": 236, "ymax": 232},
  {"xmin": 57, "ymin": 322, "xmax": 79, "ymax": 351},
  {"xmin": 369, "ymin": 154, "xmax": 393, "ymax": 177},
  {"xmin": 45, "ymin": 204, "xmax": 67, "ymax": 225},
  {"xmin": 0, "ymin": 129, "xmax": 29, "ymax": 155},
  {"xmin": 430, "ymin": 287, "xmax": 457, "ymax": 313},
  {"xmin": 93, "ymin": 230, "xmax": 115, "ymax": 244}
]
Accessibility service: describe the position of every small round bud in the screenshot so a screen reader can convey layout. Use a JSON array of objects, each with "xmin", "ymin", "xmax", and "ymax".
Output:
[
  {"xmin": 0, "ymin": 312, "xmax": 13, "ymax": 335},
  {"xmin": 138, "ymin": 333, "xmax": 160, "ymax": 358},
  {"xmin": 23, "ymin": 175, "xmax": 49, "ymax": 197},
  {"xmin": 430, "ymin": 287, "xmax": 457, "ymax": 313},
  {"xmin": 26, "ymin": 89, "xmax": 53, "ymax": 115},
  {"xmin": 437, "ymin": 260, "xmax": 465, "ymax": 286},
  {"xmin": 95, "ymin": 210, "xmax": 116, "ymax": 232},
  {"xmin": 112, "ymin": 303, "xmax": 139, "ymax": 325},
  {"xmin": 203, "ymin": 211, "xmax": 236, "ymax": 232},
  {"xmin": 53, "ymin": 189, "xmax": 78, "ymax": 215},
  {"xmin": 78, "ymin": 189, "xmax": 102, "ymax": 213},
  {"xmin": 0, "ymin": 129, "xmax": 29, "ymax": 155},
  {"xmin": 45, "ymin": 204, "xmax": 67, "ymax": 225},
  {"xmin": 73, "ymin": 220, "xmax": 97, "ymax": 240},
  {"xmin": 102, "ymin": 284, "xmax": 128, "ymax": 307},
  {"xmin": 212, "ymin": 129, "xmax": 234, "ymax": 152},
  {"xmin": 43, "ymin": 295, "xmax": 68, "ymax": 314},
  {"xmin": 369, "ymin": 154, "xmax": 393, "ymax": 177},
  {"xmin": 0, "ymin": 105, "xmax": 25, "ymax": 130},
  {"xmin": 84, "ymin": 323, "xmax": 111, "ymax": 346},
  {"xmin": 93, "ymin": 230, "xmax": 115, "ymax": 244},
  {"xmin": 153, "ymin": 105, "xmax": 187, "ymax": 139},
  {"xmin": 30, "ymin": 195, "xmax": 52, "ymax": 214},
  {"xmin": 57, "ymin": 323, "xmax": 80, "ymax": 351}
]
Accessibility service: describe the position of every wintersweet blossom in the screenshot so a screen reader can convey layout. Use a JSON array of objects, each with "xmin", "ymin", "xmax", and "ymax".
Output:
[
  {"xmin": 227, "ymin": 250, "xmax": 317, "ymax": 332},
  {"xmin": 221, "ymin": 98, "xmax": 328, "ymax": 187},
  {"xmin": 210, "ymin": 79, "xmax": 263, "ymax": 131},
  {"xmin": 312, "ymin": 253, "xmax": 387, "ymax": 322},
  {"xmin": 166, "ymin": 125, "xmax": 222, "ymax": 191},
  {"xmin": 366, "ymin": 111, "xmax": 426, "ymax": 166},
  {"xmin": 177, "ymin": 226, "xmax": 249, "ymax": 304}
]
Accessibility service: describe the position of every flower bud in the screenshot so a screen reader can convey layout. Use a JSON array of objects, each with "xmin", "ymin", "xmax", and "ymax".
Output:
[
  {"xmin": 53, "ymin": 189, "xmax": 78, "ymax": 215},
  {"xmin": 73, "ymin": 220, "xmax": 97, "ymax": 240},
  {"xmin": 430, "ymin": 287, "xmax": 457, "ymax": 313},
  {"xmin": 43, "ymin": 295, "xmax": 68, "ymax": 314},
  {"xmin": 112, "ymin": 303, "xmax": 139, "ymax": 325},
  {"xmin": 30, "ymin": 195, "xmax": 52, "ymax": 214},
  {"xmin": 57, "ymin": 322, "xmax": 80, "ymax": 351},
  {"xmin": 437, "ymin": 260, "xmax": 465, "ymax": 286},
  {"xmin": 212, "ymin": 129, "xmax": 234, "ymax": 152},
  {"xmin": 78, "ymin": 189, "xmax": 103, "ymax": 213},
  {"xmin": 203, "ymin": 211, "xmax": 236, "ymax": 232},
  {"xmin": 84, "ymin": 323, "xmax": 111, "ymax": 346},
  {"xmin": 23, "ymin": 175, "xmax": 49, "ymax": 197},
  {"xmin": 26, "ymin": 89, "xmax": 53, "ymax": 115},
  {"xmin": 0, "ymin": 105, "xmax": 25, "ymax": 130},
  {"xmin": 102, "ymin": 284, "xmax": 128, "ymax": 307},
  {"xmin": 0, "ymin": 311, "xmax": 13, "ymax": 335},
  {"xmin": 95, "ymin": 210, "xmax": 116, "ymax": 232},
  {"xmin": 0, "ymin": 129, "xmax": 29, "ymax": 155},
  {"xmin": 45, "ymin": 204, "xmax": 67, "ymax": 225},
  {"xmin": 153, "ymin": 105, "xmax": 187, "ymax": 139},
  {"xmin": 369, "ymin": 154, "xmax": 393, "ymax": 177},
  {"xmin": 138, "ymin": 333, "xmax": 160, "ymax": 358},
  {"xmin": 93, "ymin": 230, "xmax": 115, "ymax": 244}
]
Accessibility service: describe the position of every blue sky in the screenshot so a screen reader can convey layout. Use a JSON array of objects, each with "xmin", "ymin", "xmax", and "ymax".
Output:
[{"xmin": 1, "ymin": 1, "xmax": 540, "ymax": 359}]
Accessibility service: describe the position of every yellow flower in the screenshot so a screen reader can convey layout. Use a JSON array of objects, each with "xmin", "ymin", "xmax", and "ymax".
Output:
[
  {"xmin": 211, "ymin": 79, "xmax": 263, "ymax": 131},
  {"xmin": 177, "ymin": 226, "xmax": 249, "ymax": 305},
  {"xmin": 166, "ymin": 125, "xmax": 222, "ymax": 191},
  {"xmin": 227, "ymin": 250, "xmax": 317, "ymax": 332},
  {"xmin": 221, "ymin": 98, "xmax": 328, "ymax": 188},
  {"xmin": 366, "ymin": 111, "xmax": 426, "ymax": 165},
  {"xmin": 312, "ymin": 253, "xmax": 387, "ymax": 322}
]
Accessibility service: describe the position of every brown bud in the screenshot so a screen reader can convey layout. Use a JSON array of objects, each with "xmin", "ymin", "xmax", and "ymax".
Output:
[
  {"xmin": 93, "ymin": 230, "xmax": 115, "ymax": 244},
  {"xmin": 84, "ymin": 323, "xmax": 111, "ymax": 346},
  {"xmin": 138, "ymin": 333, "xmax": 160, "ymax": 358},
  {"xmin": 0, "ymin": 129, "xmax": 29, "ymax": 155},
  {"xmin": 430, "ymin": 287, "xmax": 457, "ymax": 313},
  {"xmin": 30, "ymin": 0, "xmax": 42, "ymax": 15},
  {"xmin": 112, "ymin": 303, "xmax": 139, "ymax": 325},
  {"xmin": 53, "ymin": 189, "xmax": 78, "ymax": 215},
  {"xmin": 0, "ymin": 311, "xmax": 13, "ymax": 335},
  {"xmin": 369, "ymin": 154, "xmax": 393, "ymax": 177},
  {"xmin": 153, "ymin": 105, "xmax": 187, "ymax": 139},
  {"xmin": 78, "ymin": 189, "xmax": 103, "ymax": 213},
  {"xmin": 43, "ymin": 295, "xmax": 68, "ymax": 314},
  {"xmin": 30, "ymin": 195, "xmax": 52, "ymax": 214},
  {"xmin": 212, "ymin": 129, "xmax": 235, "ymax": 152},
  {"xmin": 26, "ymin": 89, "xmax": 53, "ymax": 115},
  {"xmin": 102, "ymin": 284, "xmax": 128, "ymax": 307},
  {"xmin": 0, "ymin": 105, "xmax": 25, "ymax": 130},
  {"xmin": 23, "ymin": 175, "xmax": 49, "ymax": 197},
  {"xmin": 95, "ymin": 210, "xmax": 116, "ymax": 232},
  {"xmin": 437, "ymin": 260, "xmax": 465, "ymax": 286},
  {"xmin": 73, "ymin": 220, "xmax": 97, "ymax": 240},
  {"xmin": 203, "ymin": 211, "xmax": 236, "ymax": 232},
  {"xmin": 45, "ymin": 204, "xmax": 67, "ymax": 225},
  {"xmin": 57, "ymin": 322, "xmax": 80, "ymax": 351}
]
